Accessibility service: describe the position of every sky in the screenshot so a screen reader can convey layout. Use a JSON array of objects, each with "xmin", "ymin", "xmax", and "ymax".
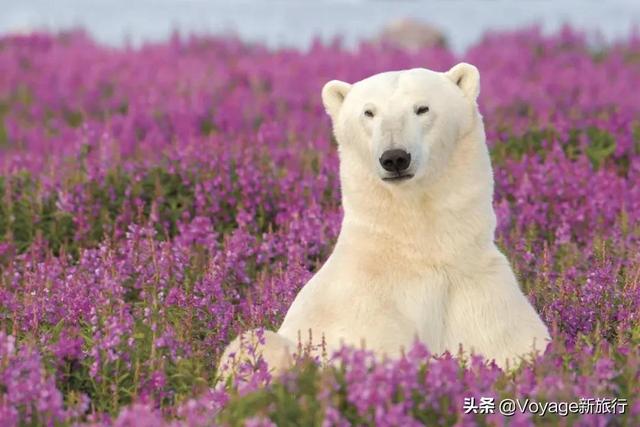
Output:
[{"xmin": 1, "ymin": 0, "xmax": 639, "ymax": 53}]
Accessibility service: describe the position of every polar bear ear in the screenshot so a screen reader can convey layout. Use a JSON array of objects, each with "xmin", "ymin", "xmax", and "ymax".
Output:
[
  {"xmin": 322, "ymin": 80, "xmax": 352, "ymax": 120},
  {"xmin": 446, "ymin": 63, "xmax": 480, "ymax": 100}
]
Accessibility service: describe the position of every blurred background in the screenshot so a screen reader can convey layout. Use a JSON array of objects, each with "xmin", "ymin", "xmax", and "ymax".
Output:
[{"xmin": 2, "ymin": 0, "xmax": 639, "ymax": 53}]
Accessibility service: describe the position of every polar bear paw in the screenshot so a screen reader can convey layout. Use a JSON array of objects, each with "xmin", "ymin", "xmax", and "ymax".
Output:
[{"xmin": 217, "ymin": 329, "xmax": 295, "ymax": 381}]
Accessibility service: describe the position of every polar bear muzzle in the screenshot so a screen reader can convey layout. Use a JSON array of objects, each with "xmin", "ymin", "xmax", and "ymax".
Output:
[{"xmin": 379, "ymin": 149, "xmax": 414, "ymax": 181}]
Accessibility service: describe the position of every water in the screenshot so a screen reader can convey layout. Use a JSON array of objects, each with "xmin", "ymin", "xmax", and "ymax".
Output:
[{"xmin": 1, "ymin": 0, "xmax": 639, "ymax": 54}]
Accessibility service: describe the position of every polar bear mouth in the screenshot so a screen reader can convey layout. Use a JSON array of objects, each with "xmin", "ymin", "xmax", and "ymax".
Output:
[{"xmin": 382, "ymin": 173, "xmax": 414, "ymax": 182}]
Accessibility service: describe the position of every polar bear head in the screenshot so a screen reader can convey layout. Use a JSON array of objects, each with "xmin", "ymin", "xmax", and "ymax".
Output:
[{"xmin": 322, "ymin": 63, "xmax": 481, "ymax": 188}]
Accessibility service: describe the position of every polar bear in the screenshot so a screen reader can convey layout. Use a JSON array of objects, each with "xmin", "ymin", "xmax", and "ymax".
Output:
[{"xmin": 219, "ymin": 63, "xmax": 550, "ymax": 377}]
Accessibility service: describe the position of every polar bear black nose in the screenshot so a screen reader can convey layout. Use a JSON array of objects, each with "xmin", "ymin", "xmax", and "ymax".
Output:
[{"xmin": 380, "ymin": 149, "xmax": 411, "ymax": 172}]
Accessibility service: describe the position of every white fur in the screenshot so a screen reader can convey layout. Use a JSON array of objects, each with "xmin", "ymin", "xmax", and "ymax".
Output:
[{"xmin": 219, "ymin": 63, "xmax": 550, "ymax": 376}]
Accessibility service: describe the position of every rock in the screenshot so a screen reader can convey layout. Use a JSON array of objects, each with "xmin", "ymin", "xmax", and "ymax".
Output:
[{"xmin": 375, "ymin": 18, "xmax": 446, "ymax": 50}]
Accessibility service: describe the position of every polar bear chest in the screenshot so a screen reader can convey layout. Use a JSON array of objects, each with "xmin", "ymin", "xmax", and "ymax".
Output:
[{"xmin": 278, "ymin": 258, "xmax": 450, "ymax": 356}]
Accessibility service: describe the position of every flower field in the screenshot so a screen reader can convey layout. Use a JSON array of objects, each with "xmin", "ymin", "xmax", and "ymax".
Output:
[{"xmin": 0, "ymin": 27, "xmax": 639, "ymax": 425}]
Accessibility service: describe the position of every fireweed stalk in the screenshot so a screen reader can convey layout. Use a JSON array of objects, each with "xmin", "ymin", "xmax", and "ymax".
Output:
[{"xmin": 0, "ymin": 27, "xmax": 638, "ymax": 425}]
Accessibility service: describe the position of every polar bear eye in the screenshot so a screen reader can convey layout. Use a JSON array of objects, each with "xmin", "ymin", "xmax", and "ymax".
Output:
[
  {"xmin": 364, "ymin": 109, "xmax": 375, "ymax": 118},
  {"xmin": 415, "ymin": 105, "xmax": 430, "ymax": 115}
]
